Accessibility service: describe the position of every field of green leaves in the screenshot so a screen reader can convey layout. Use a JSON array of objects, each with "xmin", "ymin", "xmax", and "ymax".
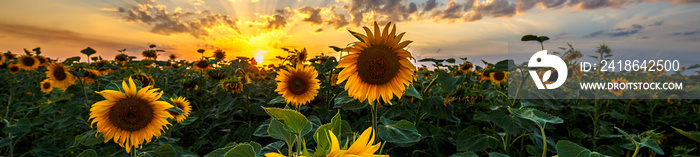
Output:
[{"xmin": 1, "ymin": 27, "xmax": 700, "ymax": 157}]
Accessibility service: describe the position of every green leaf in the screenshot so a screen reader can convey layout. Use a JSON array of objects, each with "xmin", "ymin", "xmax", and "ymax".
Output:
[
  {"xmin": 404, "ymin": 84, "xmax": 422, "ymax": 100},
  {"xmin": 521, "ymin": 35, "xmax": 538, "ymax": 41},
  {"xmin": 77, "ymin": 149, "xmax": 99, "ymax": 157},
  {"xmin": 614, "ymin": 126, "xmax": 665, "ymax": 155},
  {"xmin": 329, "ymin": 46, "xmax": 343, "ymax": 52},
  {"xmin": 508, "ymin": 106, "xmax": 563, "ymax": 129},
  {"xmin": 488, "ymin": 152, "xmax": 510, "ymax": 157},
  {"xmin": 224, "ymin": 142, "xmax": 261, "ymax": 157},
  {"xmin": 262, "ymin": 107, "xmax": 312, "ymax": 136},
  {"xmin": 152, "ymin": 144, "xmax": 177, "ymax": 157},
  {"xmin": 490, "ymin": 114, "xmax": 522, "ymax": 135},
  {"xmin": 495, "ymin": 59, "xmax": 516, "ymax": 71},
  {"xmin": 376, "ymin": 118, "xmax": 421, "ymax": 144},
  {"xmin": 456, "ymin": 134, "xmax": 500, "ymax": 152},
  {"xmin": 537, "ymin": 36, "xmax": 550, "ymax": 42},
  {"xmin": 268, "ymin": 120, "xmax": 296, "ymax": 143},
  {"xmin": 673, "ymin": 127, "xmax": 700, "ymax": 143},
  {"xmin": 313, "ymin": 111, "xmax": 342, "ymax": 156},
  {"xmin": 347, "ymin": 30, "xmax": 365, "ymax": 42},
  {"xmin": 2, "ymin": 119, "xmax": 31, "ymax": 135},
  {"xmin": 63, "ymin": 56, "xmax": 81, "ymax": 64},
  {"xmin": 334, "ymin": 91, "xmax": 367, "ymax": 110},
  {"xmin": 81, "ymin": 47, "xmax": 96, "ymax": 56},
  {"xmin": 446, "ymin": 58, "xmax": 456, "ymax": 63},
  {"xmin": 268, "ymin": 96, "xmax": 286, "ymax": 105},
  {"xmin": 449, "ymin": 152, "xmax": 478, "ymax": 157},
  {"xmin": 556, "ymin": 140, "xmax": 608, "ymax": 157},
  {"xmin": 72, "ymin": 130, "xmax": 98, "ymax": 147}
]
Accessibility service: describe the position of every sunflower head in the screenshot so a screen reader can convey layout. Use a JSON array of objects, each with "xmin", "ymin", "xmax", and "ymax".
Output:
[
  {"xmin": 40, "ymin": 79, "xmax": 53, "ymax": 93},
  {"xmin": 609, "ymin": 77, "xmax": 628, "ymax": 97},
  {"xmin": 563, "ymin": 50, "xmax": 583, "ymax": 62},
  {"xmin": 0, "ymin": 53, "xmax": 5, "ymax": 64},
  {"xmin": 18, "ymin": 54, "xmax": 39, "ymax": 71},
  {"xmin": 164, "ymin": 61, "xmax": 173, "ymax": 68},
  {"xmin": 142, "ymin": 50, "xmax": 158, "ymax": 60},
  {"xmin": 130, "ymin": 73, "xmax": 155, "ymax": 88},
  {"xmin": 489, "ymin": 71, "xmax": 508, "ymax": 85},
  {"xmin": 327, "ymin": 127, "xmax": 385, "ymax": 157},
  {"xmin": 115, "ymin": 54, "xmax": 130, "ymax": 64},
  {"xmin": 295, "ymin": 48, "xmax": 308, "ymax": 64},
  {"xmin": 46, "ymin": 63, "xmax": 77, "ymax": 90},
  {"xmin": 238, "ymin": 75, "xmax": 252, "ymax": 84},
  {"xmin": 193, "ymin": 59, "xmax": 212, "ymax": 72},
  {"xmin": 460, "ymin": 62, "xmax": 473, "ymax": 72},
  {"xmin": 35, "ymin": 55, "xmax": 49, "ymax": 66},
  {"xmin": 479, "ymin": 71, "xmax": 490, "ymax": 81},
  {"xmin": 275, "ymin": 65, "xmax": 321, "ymax": 107},
  {"xmin": 72, "ymin": 67, "xmax": 101, "ymax": 84},
  {"xmin": 89, "ymin": 77, "xmax": 173, "ymax": 153},
  {"xmin": 206, "ymin": 69, "xmax": 228, "ymax": 81},
  {"xmin": 212, "ymin": 49, "xmax": 226, "ymax": 60},
  {"xmin": 94, "ymin": 60, "xmax": 109, "ymax": 70},
  {"xmin": 168, "ymin": 54, "xmax": 177, "ymax": 60},
  {"xmin": 222, "ymin": 79, "xmax": 244, "ymax": 94},
  {"xmin": 9, "ymin": 64, "xmax": 21, "ymax": 74},
  {"xmin": 336, "ymin": 22, "xmax": 415, "ymax": 105},
  {"xmin": 168, "ymin": 96, "xmax": 192, "ymax": 123}
]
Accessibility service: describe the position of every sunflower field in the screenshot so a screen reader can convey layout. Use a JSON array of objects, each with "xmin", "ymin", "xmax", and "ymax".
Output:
[{"xmin": 1, "ymin": 22, "xmax": 700, "ymax": 157}]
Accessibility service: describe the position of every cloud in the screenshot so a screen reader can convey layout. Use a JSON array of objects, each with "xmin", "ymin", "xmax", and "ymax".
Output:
[
  {"xmin": 327, "ymin": 7, "xmax": 350, "ymax": 29},
  {"xmin": 298, "ymin": 6, "xmax": 323, "ymax": 24},
  {"xmin": 585, "ymin": 30, "xmax": 605, "ymax": 38},
  {"xmin": 648, "ymin": 20, "xmax": 663, "ymax": 26},
  {"xmin": 569, "ymin": 0, "xmax": 630, "ymax": 10},
  {"xmin": 0, "ymin": 22, "xmax": 138, "ymax": 49},
  {"xmin": 608, "ymin": 24, "xmax": 644, "ymax": 37},
  {"xmin": 264, "ymin": 14, "xmax": 287, "ymax": 29},
  {"xmin": 424, "ymin": 0, "xmax": 438, "ymax": 12},
  {"xmin": 670, "ymin": 29, "xmax": 700, "ymax": 36},
  {"xmin": 430, "ymin": 0, "xmax": 464, "ymax": 21},
  {"xmin": 121, "ymin": 2, "xmax": 240, "ymax": 38},
  {"xmin": 315, "ymin": 28, "xmax": 323, "ymax": 32}
]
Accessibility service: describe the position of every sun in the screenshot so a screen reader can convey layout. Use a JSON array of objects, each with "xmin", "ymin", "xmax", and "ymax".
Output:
[{"xmin": 255, "ymin": 52, "xmax": 265, "ymax": 65}]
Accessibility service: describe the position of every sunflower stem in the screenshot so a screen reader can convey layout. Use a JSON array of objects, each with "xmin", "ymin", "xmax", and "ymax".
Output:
[
  {"xmin": 371, "ymin": 102, "xmax": 379, "ymax": 144},
  {"xmin": 78, "ymin": 76, "xmax": 90, "ymax": 109}
]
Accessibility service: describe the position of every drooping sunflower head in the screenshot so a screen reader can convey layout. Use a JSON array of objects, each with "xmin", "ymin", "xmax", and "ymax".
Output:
[
  {"xmin": 130, "ymin": 73, "xmax": 155, "ymax": 88},
  {"xmin": 222, "ymin": 79, "xmax": 244, "ymax": 94},
  {"xmin": 89, "ymin": 77, "xmax": 173, "ymax": 153},
  {"xmin": 18, "ymin": 54, "xmax": 39, "ymax": 71},
  {"xmin": 35, "ymin": 55, "xmax": 49, "ymax": 66},
  {"xmin": 489, "ymin": 71, "xmax": 508, "ymax": 85},
  {"xmin": 609, "ymin": 77, "xmax": 628, "ymax": 97},
  {"xmin": 212, "ymin": 49, "xmax": 226, "ymax": 60},
  {"xmin": 168, "ymin": 96, "xmax": 192, "ymax": 123},
  {"xmin": 460, "ymin": 62, "xmax": 473, "ymax": 72},
  {"xmin": 193, "ymin": 59, "xmax": 212, "ymax": 72},
  {"xmin": 115, "ymin": 54, "xmax": 130, "ymax": 64},
  {"xmin": 206, "ymin": 69, "xmax": 228, "ymax": 81},
  {"xmin": 9, "ymin": 64, "xmax": 21, "ymax": 74},
  {"xmin": 46, "ymin": 63, "xmax": 77, "ymax": 90},
  {"xmin": 568, "ymin": 64, "xmax": 583, "ymax": 80},
  {"xmin": 275, "ymin": 65, "xmax": 321, "ymax": 107},
  {"xmin": 40, "ymin": 79, "xmax": 53, "ymax": 93},
  {"xmin": 336, "ymin": 22, "xmax": 415, "ymax": 105},
  {"xmin": 72, "ymin": 67, "xmax": 101, "ymax": 84},
  {"xmin": 563, "ymin": 50, "xmax": 583, "ymax": 62},
  {"xmin": 142, "ymin": 50, "xmax": 157, "ymax": 60},
  {"xmin": 238, "ymin": 75, "xmax": 251, "ymax": 84}
]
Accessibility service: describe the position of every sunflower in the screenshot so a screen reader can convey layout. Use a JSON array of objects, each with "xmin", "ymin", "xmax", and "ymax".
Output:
[
  {"xmin": 327, "ymin": 127, "xmax": 387, "ymax": 157},
  {"xmin": 182, "ymin": 79, "xmax": 199, "ymax": 91},
  {"xmin": 168, "ymin": 54, "xmax": 177, "ymax": 60},
  {"xmin": 73, "ymin": 67, "xmax": 100, "ymax": 84},
  {"xmin": 489, "ymin": 71, "xmax": 507, "ymax": 85},
  {"xmin": 212, "ymin": 49, "xmax": 226, "ymax": 60},
  {"xmin": 193, "ymin": 59, "xmax": 212, "ymax": 72},
  {"xmin": 46, "ymin": 63, "xmax": 77, "ymax": 90},
  {"xmin": 460, "ymin": 62, "xmax": 473, "ymax": 72},
  {"xmin": 563, "ymin": 50, "xmax": 583, "ymax": 62},
  {"xmin": 8, "ymin": 64, "xmax": 21, "ymax": 74},
  {"xmin": 478, "ymin": 70, "xmax": 490, "ymax": 81},
  {"xmin": 89, "ymin": 77, "xmax": 173, "ymax": 153},
  {"xmin": 275, "ymin": 64, "xmax": 321, "ymax": 107},
  {"xmin": 94, "ymin": 60, "xmax": 109, "ymax": 70},
  {"xmin": 568, "ymin": 65, "xmax": 583, "ymax": 80},
  {"xmin": 35, "ymin": 55, "xmax": 49, "ymax": 66},
  {"xmin": 18, "ymin": 54, "xmax": 39, "ymax": 71},
  {"xmin": 164, "ymin": 61, "xmax": 173, "ymax": 68},
  {"xmin": 452, "ymin": 69, "xmax": 466, "ymax": 76},
  {"xmin": 0, "ymin": 53, "xmax": 5, "ymax": 64},
  {"xmin": 609, "ymin": 77, "xmax": 627, "ymax": 97},
  {"xmin": 239, "ymin": 75, "xmax": 251, "ymax": 84},
  {"xmin": 222, "ymin": 79, "xmax": 244, "ymax": 94},
  {"xmin": 142, "ymin": 50, "xmax": 157, "ymax": 60},
  {"xmin": 40, "ymin": 79, "xmax": 53, "ymax": 93},
  {"xmin": 206, "ymin": 69, "xmax": 228, "ymax": 81},
  {"xmin": 296, "ymin": 49, "xmax": 307, "ymax": 64},
  {"xmin": 336, "ymin": 22, "xmax": 415, "ymax": 105},
  {"xmin": 130, "ymin": 73, "xmax": 155, "ymax": 88},
  {"xmin": 115, "ymin": 54, "xmax": 130, "ymax": 64},
  {"xmin": 168, "ymin": 96, "xmax": 192, "ymax": 123}
]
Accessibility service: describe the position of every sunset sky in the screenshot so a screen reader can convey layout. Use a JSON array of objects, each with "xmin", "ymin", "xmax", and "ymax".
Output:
[{"xmin": 1, "ymin": 0, "xmax": 699, "ymax": 66}]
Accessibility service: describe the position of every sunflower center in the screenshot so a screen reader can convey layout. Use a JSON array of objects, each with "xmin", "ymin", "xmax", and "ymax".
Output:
[
  {"xmin": 10, "ymin": 66, "xmax": 19, "ymax": 72},
  {"xmin": 116, "ymin": 55, "xmax": 128, "ymax": 61},
  {"xmin": 215, "ymin": 53, "xmax": 225, "ymax": 59},
  {"xmin": 42, "ymin": 82, "xmax": 51, "ymax": 89},
  {"xmin": 108, "ymin": 97, "xmax": 154, "ymax": 131},
  {"xmin": 493, "ymin": 72, "xmax": 505, "ymax": 81},
  {"xmin": 53, "ymin": 66, "xmax": 67, "ymax": 81},
  {"xmin": 196, "ymin": 61, "xmax": 208, "ymax": 68},
  {"xmin": 356, "ymin": 45, "xmax": 400, "ymax": 85},
  {"xmin": 287, "ymin": 75, "xmax": 309, "ymax": 95},
  {"xmin": 22, "ymin": 57, "xmax": 35, "ymax": 66}
]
